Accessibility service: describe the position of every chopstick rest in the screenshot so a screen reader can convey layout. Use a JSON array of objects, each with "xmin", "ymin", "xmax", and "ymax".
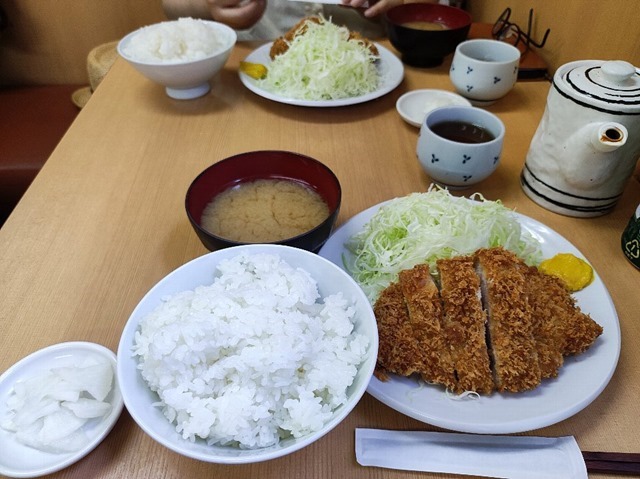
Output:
[{"xmin": 355, "ymin": 429, "xmax": 587, "ymax": 479}]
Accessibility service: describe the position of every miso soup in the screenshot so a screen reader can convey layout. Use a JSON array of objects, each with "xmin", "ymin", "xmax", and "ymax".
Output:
[
  {"xmin": 402, "ymin": 21, "xmax": 448, "ymax": 31},
  {"xmin": 201, "ymin": 179, "xmax": 330, "ymax": 243}
]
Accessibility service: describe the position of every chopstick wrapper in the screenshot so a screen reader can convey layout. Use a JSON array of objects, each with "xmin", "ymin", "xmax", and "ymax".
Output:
[{"xmin": 355, "ymin": 429, "xmax": 587, "ymax": 479}]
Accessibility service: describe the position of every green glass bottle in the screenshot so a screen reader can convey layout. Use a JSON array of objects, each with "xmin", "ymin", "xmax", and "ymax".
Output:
[{"xmin": 621, "ymin": 204, "xmax": 640, "ymax": 269}]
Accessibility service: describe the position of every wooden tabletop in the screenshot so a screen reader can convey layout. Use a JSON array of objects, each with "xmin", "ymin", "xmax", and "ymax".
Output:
[{"xmin": 1, "ymin": 40, "xmax": 639, "ymax": 479}]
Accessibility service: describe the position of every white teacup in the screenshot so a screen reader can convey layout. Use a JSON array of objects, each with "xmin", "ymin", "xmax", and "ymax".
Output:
[
  {"xmin": 417, "ymin": 106, "xmax": 505, "ymax": 189},
  {"xmin": 450, "ymin": 39, "xmax": 521, "ymax": 106}
]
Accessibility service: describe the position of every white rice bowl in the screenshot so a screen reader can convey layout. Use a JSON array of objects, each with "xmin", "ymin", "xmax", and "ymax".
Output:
[
  {"xmin": 121, "ymin": 17, "xmax": 230, "ymax": 64},
  {"xmin": 117, "ymin": 244, "xmax": 378, "ymax": 463},
  {"xmin": 117, "ymin": 18, "xmax": 237, "ymax": 100}
]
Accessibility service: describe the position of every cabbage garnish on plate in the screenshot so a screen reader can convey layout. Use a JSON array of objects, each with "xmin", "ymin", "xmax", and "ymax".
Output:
[
  {"xmin": 259, "ymin": 17, "xmax": 380, "ymax": 101},
  {"xmin": 344, "ymin": 187, "xmax": 543, "ymax": 303}
]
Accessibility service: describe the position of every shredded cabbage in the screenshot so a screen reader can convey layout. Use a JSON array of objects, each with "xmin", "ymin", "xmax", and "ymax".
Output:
[
  {"xmin": 259, "ymin": 17, "xmax": 380, "ymax": 100},
  {"xmin": 344, "ymin": 187, "xmax": 543, "ymax": 303}
]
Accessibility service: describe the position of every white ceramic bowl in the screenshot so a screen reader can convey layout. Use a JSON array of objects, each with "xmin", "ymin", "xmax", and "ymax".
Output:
[
  {"xmin": 117, "ymin": 244, "xmax": 378, "ymax": 464},
  {"xmin": 117, "ymin": 19, "xmax": 237, "ymax": 100},
  {"xmin": 449, "ymin": 39, "xmax": 521, "ymax": 106},
  {"xmin": 0, "ymin": 342, "xmax": 123, "ymax": 478},
  {"xmin": 396, "ymin": 89, "xmax": 471, "ymax": 128},
  {"xmin": 417, "ymin": 105, "xmax": 505, "ymax": 188}
]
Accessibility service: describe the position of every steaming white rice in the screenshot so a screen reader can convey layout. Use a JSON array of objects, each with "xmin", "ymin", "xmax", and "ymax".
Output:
[
  {"xmin": 133, "ymin": 252, "xmax": 368, "ymax": 449},
  {"xmin": 123, "ymin": 18, "xmax": 227, "ymax": 63}
]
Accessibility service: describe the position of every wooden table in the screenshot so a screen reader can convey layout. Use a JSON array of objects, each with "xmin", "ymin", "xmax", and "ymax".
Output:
[{"xmin": 1, "ymin": 40, "xmax": 639, "ymax": 479}]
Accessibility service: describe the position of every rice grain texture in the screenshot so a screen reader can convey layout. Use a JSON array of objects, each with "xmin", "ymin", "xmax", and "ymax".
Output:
[
  {"xmin": 133, "ymin": 253, "xmax": 368, "ymax": 449},
  {"xmin": 124, "ymin": 18, "xmax": 225, "ymax": 63}
]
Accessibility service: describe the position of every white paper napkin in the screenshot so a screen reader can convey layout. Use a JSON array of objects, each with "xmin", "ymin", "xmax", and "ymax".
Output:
[{"xmin": 355, "ymin": 429, "xmax": 587, "ymax": 479}]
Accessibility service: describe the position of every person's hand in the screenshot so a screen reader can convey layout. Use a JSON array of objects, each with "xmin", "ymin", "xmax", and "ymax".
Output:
[
  {"xmin": 340, "ymin": 0, "xmax": 403, "ymax": 18},
  {"xmin": 206, "ymin": 0, "xmax": 266, "ymax": 30}
]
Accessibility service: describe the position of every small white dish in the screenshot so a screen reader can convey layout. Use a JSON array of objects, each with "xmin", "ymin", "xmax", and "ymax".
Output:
[
  {"xmin": 396, "ymin": 89, "xmax": 471, "ymax": 128},
  {"xmin": 0, "ymin": 342, "xmax": 123, "ymax": 478}
]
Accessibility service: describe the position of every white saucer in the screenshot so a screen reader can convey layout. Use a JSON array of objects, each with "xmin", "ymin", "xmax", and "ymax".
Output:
[
  {"xmin": 0, "ymin": 342, "xmax": 123, "ymax": 478},
  {"xmin": 396, "ymin": 89, "xmax": 471, "ymax": 128}
]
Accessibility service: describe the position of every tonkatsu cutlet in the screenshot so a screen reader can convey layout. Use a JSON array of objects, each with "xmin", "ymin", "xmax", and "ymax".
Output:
[
  {"xmin": 437, "ymin": 256, "xmax": 494, "ymax": 394},
  {"xmin": 372, "ymin": 246, "xmax": 603, "ymax": 396},
  {"xmin": 269, "ymin": 16, "xmax": 380, "ymax": 60},
  {"xmin": 523, "ymin": 263, "xmax": 603, "ymax": 365},
  {"xmin": 475, "ymin": 248, "xmax": 541, "ymax": 393},
  {"xmin": 398, "ymin": 264, "xmax": 457, "ymax": 391},
  {"xmin": 372, "ymin": 282, "xmax": 420, "ymax": 380}
]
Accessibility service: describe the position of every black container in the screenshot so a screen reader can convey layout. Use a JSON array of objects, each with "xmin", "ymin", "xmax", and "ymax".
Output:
[
  {"xmin": 385, "ymin": 3, "xmax": 472, "ymax": 68},
  {"xmin": 185, "ymin": 151, "xmax": 341, "ymax": 253}
]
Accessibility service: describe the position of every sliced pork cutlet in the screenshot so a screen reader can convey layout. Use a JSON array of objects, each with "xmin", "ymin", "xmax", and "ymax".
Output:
[
  {"xmin": 269, "ymin": 17, "xmax": 320, "ymax": 59},
  {"xmin": 518, "ymin": 263, "xmax": 565, "ymax": 379},
  {"xmin": 437, "ymin": 256, "xmax": 494, "ymax": 394},
  {"xmin": 269, "ymin": 16, "xmax": 379, "ymax": 60},
  {"xmin": 398, "ymin": 264, "xmax": 457, "ymax": 391},
  {"xmin": 475, "ymin": 248, "xmax": 541, "ymax": 393},
  {"xmin": 524, "ymin": 264, "xmax": 603, "ymax": 360},
  {"xmin": 372, "ymin": 281, "xmax": 422, "ymax": 379}
]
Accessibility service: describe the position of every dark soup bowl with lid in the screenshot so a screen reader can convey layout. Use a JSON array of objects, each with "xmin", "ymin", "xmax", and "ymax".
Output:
[
  {"xmin": 186, "ymin": 151, "xmax": 341, "ymax": 253},
  {"xmin": 385, "ymin": 3, "xmax": 472, "ymax": 68}
]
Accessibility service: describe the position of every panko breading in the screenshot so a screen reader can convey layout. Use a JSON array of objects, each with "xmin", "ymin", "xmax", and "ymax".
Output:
[
  {"xmin": 373, "ymin": 282, "xmax": 420, "ymax": 380},
  {"xmin": 373, "ymin": 247, "xmax": 603, "ymax": 395},
  {"xmin": 438, "ymin": 256, "xmax": 494, "ymax": 395},
  {"xmin": 475, "ymin": 248, "xmax": 541, "ymax": 393},
  {"xmin": 398, "ymin": 265, "xmax": 456, "ymax": 391},
  {"xmin": 523, "ymin": 263, "xmax": 603, "ymax": 377},
  {"xmin": 269, "ymin": 16, "xmax": 379, "ymax": 60}
]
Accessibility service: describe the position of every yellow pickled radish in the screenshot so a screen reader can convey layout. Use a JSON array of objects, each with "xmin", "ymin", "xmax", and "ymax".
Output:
[
  {"xmin": 539, "ymin": 253, "xmax": 594, "ymax": 292},
  {"xmin": 240, "ymin": 61, "xmax": 268, "ymax": 80}
]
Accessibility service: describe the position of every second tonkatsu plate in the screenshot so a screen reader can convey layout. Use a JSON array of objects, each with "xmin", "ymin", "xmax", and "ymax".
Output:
[
  {"xmin": 239, "ymin": 43, "xmax": 404, "ymax": 107},
  {"xmin": 319, "ymin": 202, "xmax": 621, "ymax": 434}
]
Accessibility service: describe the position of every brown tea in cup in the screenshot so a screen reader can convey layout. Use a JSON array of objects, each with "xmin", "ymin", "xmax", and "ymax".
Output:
[{"xmin": 431, "ymin": 120, "xmax": 495, "ymax": 144}]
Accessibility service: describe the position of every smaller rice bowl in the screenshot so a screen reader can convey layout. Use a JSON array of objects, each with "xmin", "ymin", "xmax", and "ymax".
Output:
[
  {"xmin": 117, "ymin": 18, "xmax": 237, "ymax": 100},
  {"xmin": 122, "ymin": 17, "xmax": 229, "ymax": 63},
  {"xmin": 117, "ymin": 244, "xmax": 378, "ymax": 463}
]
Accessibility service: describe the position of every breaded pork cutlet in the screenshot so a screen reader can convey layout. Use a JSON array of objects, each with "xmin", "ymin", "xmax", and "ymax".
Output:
[
  {"xmin": 398, "ymin": 264, "xmax": 456, "ymax": 391},
  {"xmin": 523, "ymin": 264, "xmax": 603, "ymax": 371},
  {"xmin": 372, "ymin": 247, "xmax": 603, "ymax": 395},
  {"xmin": 475, "ymin": 248, "xmax": 541, "ymax": 393},
  {"xmin": 269, "ymin": 16, "xmax": 380, "ymax": 60},
  {"xmin": 437, "ymin": 256, "xmax": 494, "ymax": 394},
  {"xmin": 519, "ymin": 263, "xmax": 565, "ymax": 378},
  {"xmin": 372, "ymin": 282, "xmax": 420, "ymax": 380}
]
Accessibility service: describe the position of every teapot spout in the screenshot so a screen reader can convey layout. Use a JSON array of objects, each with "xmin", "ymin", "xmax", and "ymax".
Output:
[{"xmin": 589, "ymin": 122, "xmax": 628, "ymax": 152}]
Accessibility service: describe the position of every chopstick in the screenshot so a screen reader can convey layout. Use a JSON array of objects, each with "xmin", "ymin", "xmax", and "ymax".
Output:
[{"xmin": 583, "ymin": 451, "xmax": 640, "ymax": 475}]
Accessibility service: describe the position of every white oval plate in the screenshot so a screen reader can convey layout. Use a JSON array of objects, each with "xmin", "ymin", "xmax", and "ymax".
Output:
[
  {"xmin": 319, "ymin": 201, "xmax": 621, "ymax": 434},
  {"xmin": 0, "ymin": 342, "xmax": 123, "ymax": 478},
  {"xmin": 239, "ymin": 43, "xmax": 404, "ymax": 107},
  {"xmin": 396, "ymin": 89, "xmax": 471, "ymax": 128}
]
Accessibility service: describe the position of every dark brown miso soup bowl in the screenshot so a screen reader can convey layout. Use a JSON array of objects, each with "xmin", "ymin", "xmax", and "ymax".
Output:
[
  {"xmin": 185, "ymin": 151, "xmax": 341, "ymax": 253},
  {"xmin": 385, "ymin": 3, "xmax": 472, "ymax": 68}
]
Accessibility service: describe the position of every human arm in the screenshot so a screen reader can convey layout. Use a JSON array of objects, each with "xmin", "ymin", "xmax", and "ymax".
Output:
[
  {"xmin": 339, "ymin": 0, "xmax": 404, "ymax": 18},
  {"xmin": 162, "ymin": 0, "xmax": 266, "ymax": 30}
]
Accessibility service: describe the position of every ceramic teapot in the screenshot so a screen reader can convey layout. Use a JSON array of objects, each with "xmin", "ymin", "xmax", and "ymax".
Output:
[{"xmin": 521, "ymin": 60, "xmax": 640, "ymax": 217}]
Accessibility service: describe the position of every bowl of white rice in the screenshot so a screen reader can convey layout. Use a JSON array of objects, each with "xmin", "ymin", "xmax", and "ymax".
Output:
[
  {"xmin": 117, "ymin": 17, "xmax": 237, "ymax": 100},
  {"xmin": 117, "ymin": 244, "xmax": 378, "ymax": 463}
]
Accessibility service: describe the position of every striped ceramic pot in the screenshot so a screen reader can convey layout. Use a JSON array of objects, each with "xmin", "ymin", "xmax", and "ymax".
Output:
[{"xmin": 521, "ymin": 60, "xmax": 640, "ymax": 217}]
